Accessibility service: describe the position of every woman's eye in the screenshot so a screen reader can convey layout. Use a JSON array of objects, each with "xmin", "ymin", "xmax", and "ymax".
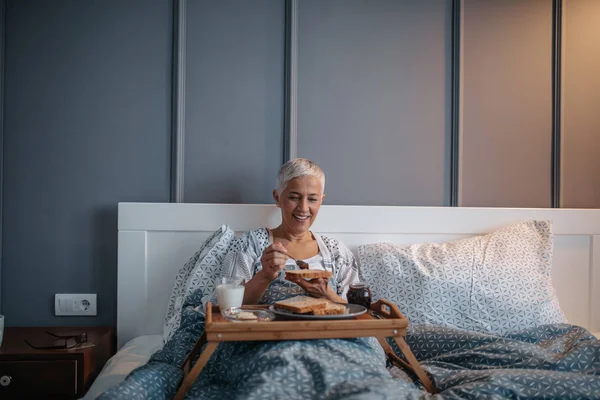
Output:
[{"xmin": 309, "ymin": 198, "xmax": 317, "ymax": 202}]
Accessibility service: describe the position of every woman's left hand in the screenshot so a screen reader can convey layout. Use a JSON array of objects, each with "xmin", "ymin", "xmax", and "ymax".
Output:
[{"xmin": 286, "ymin": 276, "xmax": 329, "ymax": 298}]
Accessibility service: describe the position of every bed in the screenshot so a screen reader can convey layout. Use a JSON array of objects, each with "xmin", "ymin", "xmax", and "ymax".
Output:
[{"xmin": 84, "ymin": 202, "xmax": 600, "ymax": 399}]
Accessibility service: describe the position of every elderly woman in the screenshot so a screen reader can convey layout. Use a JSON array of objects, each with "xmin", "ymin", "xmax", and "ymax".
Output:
[
  {"xmin": 222, "ymin": 158, "xmax": 360, "ymax": 305},
  {"xmin": 98, "ymin": 158, "xmax": 422, "ymax": 400}
]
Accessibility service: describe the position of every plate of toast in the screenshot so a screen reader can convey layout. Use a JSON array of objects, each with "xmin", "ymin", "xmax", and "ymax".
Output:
[{"xmin": 269, "ymin": 295, "xmax": 368, "ymax": 320}]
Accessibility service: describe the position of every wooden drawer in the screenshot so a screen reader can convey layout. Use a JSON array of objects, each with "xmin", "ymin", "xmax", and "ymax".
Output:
[{"xmin": 0, "ymin": 360, "xmax": 78, "ymax": 399}]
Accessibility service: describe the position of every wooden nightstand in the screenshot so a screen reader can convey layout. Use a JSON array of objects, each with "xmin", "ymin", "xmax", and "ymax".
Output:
[{"xmin": 0, "ymin": 326, "xmax": 115, "ymax": 399}]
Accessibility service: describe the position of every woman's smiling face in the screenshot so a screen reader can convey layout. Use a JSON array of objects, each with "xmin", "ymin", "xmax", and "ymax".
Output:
[{"xmin": 273, "ymin": 175, "xmax": 325, "ymax": 236}]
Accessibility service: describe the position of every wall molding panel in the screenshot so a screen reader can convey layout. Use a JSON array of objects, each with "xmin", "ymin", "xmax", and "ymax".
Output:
[
  {"xmin": 0, "ymin": 0, "xmax": 5, "ymax": 312},
  {"xmin": 283, "ymin": 0, "xmax": 298, "ymax": 163},
  {"xmin": 560, "ymin": 0, "xmax": 600, "ymax": 208},
  {"xmin": 171, "ymin": 0, "xmax": 187, "ymax": 203},
  {"xmin": 181, "ymin": 1, "xmax": 285, "ymax": 204},
  {"xmin": 457, "ymin": 0, "xmax": 465, "ymax": 207},
  {"xmin": 3, "ymin": 0, "xmax": 173, "ymax": 326},
  {"xmin": 552, "ymin": 0, "xmax": 563, "ymax": 208},
  {"xmin": 296, "ymin": 1, "xmax": 451, "ymax": 206},
  {"xmin": 459, "ymin": 0, "xmax": 554, "ymax": 208},
  {"xmin": 450, "ymin": 0, "xmax": 461, "ymax": 207}
]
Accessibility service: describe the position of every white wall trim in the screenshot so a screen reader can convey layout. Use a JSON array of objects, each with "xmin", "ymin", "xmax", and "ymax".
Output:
[{"xmin": 171, "ymin": 0, "xmax": 186, "ymax": 203}]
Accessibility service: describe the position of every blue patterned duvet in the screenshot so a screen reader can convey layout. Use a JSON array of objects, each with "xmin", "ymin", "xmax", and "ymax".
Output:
[{"xmin": 99, "ymin": 293, "xmax": 600, "ymax": 400}]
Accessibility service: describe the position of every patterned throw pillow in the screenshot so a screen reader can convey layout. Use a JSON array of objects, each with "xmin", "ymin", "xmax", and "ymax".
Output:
[
  {"xmin": 357, "ymin": 220, "xmax": 567, "ymax": 335},
  {"xmin": 162, "ymin": 225, "xmax": 235, "ymax": 342}
]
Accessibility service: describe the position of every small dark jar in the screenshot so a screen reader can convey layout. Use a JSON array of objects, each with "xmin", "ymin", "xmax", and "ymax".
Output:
[{"xmin": 347, "ymin": 283, "xmax": 372, "ymax": 309}]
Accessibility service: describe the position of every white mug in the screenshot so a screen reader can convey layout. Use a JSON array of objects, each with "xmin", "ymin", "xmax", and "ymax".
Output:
[{"xmin": 0, "ymin": 315, "xmax": 4, "ymax": 347}]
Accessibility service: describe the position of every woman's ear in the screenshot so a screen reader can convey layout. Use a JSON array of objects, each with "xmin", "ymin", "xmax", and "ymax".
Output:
[{"xmin": 273, "ymin": 189, "xmax": 280, "ymax": 207}]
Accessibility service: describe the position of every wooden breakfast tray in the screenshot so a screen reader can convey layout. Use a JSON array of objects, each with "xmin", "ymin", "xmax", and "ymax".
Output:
[{"xmin": 174, "ymin": 299, "xmax": 436, "ymax": 399}]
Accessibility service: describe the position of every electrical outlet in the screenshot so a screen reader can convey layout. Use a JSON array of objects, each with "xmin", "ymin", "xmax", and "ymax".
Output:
[{"xmin": 54, "ymin": 294, "xmax": 97, "ymax": 316}]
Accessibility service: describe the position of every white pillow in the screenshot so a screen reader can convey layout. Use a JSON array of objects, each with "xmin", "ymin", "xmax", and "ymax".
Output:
[
  {"xmin": 357, "ymin": 220, "xmax": 567, "ymax": 335},
  {"xmin": 162, "ymin": 225, "xmax": 234, "ymax": 342},
  {"xmin": 81, "ymin": 335, "xmax": 163, "ymax": 400}
]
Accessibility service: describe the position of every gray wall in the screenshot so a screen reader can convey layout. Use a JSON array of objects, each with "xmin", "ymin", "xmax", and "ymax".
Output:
[
  {"xmin": 2, "ymin": 0, "xmax": 172, "ymax": 326},
  {"xmin": 183, "ymin": 0, "xmax": 285, "ymax": 204},
  {"xmin": 1, "ymin": 0, "xmax": 598, "ymax": 328},
  {"xmin": 297, "ymin": 0, "xmax": 452, "ymax": 206},
  {"xmin": 460, "ymin": 0, "xmax": 553, "ymax": 207},
  {"xmin": 561, "ymin": 0, "xmax": 600, "ymax": 208}
]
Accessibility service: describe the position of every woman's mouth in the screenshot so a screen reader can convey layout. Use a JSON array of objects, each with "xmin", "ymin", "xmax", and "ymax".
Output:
[{"xmin": 293, "ymin": 214, "xmax": 310, "ymax": 222}]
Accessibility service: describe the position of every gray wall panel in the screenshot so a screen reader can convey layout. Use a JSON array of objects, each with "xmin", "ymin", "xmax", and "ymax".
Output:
[
  {"xmin": 561, "ymin": 0, "xmax": 600, "ymax": 208},
  {"xmin": 2, "ymin": 0, "xmax": 172, "ymax": 326},
  {"xmin": 297, "ymin": 0, "xmax": 452, "ymax": 206},
  {"xmin": 460, "ymin": 0, "xmax": 553, "ymax": 208},
  {"xmin": 183, "ymin": 0, "xmax": 285, "ymax": 204}
]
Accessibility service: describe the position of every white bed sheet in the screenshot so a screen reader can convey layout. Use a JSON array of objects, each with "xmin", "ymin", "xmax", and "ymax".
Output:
[{"xmin": 81, "ymin": 334, "xmax": 163, "ymax": 400}]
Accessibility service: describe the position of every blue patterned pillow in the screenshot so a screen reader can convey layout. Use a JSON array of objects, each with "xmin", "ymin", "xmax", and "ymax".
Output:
[
  {"xmin": 357, "ymin": 220, "xmax": 567, "ymax": 335},
  {"xmin": 162, "ymin": 225, "xmax": 234, "ymax": 342}
]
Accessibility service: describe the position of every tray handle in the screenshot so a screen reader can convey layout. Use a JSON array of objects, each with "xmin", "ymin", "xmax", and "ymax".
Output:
[
  {"xmin": 370, "ymin": 299, "xmax": 404, "ymax": 319},
  {"xmin": 206, "ymin": 301, "xmax": 213, "ymax": 323}
]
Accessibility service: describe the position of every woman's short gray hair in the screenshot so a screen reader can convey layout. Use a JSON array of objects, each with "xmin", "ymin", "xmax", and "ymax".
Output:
[{"xmin": 276, "ymin": 158, "xmax": 325, "ymax": 194}]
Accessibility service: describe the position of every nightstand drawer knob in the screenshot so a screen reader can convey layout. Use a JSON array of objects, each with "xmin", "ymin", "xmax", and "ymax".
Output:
[{"xmin": 0, "ymin": 375, "xmax": 11, "ymax": 387}]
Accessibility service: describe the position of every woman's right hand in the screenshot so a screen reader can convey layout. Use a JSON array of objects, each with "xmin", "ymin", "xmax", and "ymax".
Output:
[{"xmin": 258, "ymin": 241, "xmax": 289, "ymax": 282}]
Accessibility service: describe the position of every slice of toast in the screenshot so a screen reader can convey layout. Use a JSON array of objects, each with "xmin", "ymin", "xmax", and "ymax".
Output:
[
  {"xmin": 310, "ymin": 302, "xmax": 347, "ymax": 316},
  {"xmin": 236, "ymin": 311, "xmax": 258, "ymax": 321},
  {"xmin": 274, "ymin": 295, "xmax": 329, "ymax": 314},
  {"xmin": 285, "ymin": 269, "xmax": 332, "ymax": 280}
]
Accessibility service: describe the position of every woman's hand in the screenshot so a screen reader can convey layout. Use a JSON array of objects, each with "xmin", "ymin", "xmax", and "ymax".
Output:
[
  {"xmin": 285, "ymin": 276, "xmax": 329, "ymax": 298},
  {"xmin": 286, "ymin": 275, "xmax": 348, "ymax": 303},
  {"xmin": 258, "ymin": 242, "xmax": 289, "ymax": 282}
]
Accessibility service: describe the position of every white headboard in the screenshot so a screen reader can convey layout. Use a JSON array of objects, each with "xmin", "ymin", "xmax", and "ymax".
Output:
[{"xmin": 117, "ymin": 202, "xmax": 600, "ymax": 348}]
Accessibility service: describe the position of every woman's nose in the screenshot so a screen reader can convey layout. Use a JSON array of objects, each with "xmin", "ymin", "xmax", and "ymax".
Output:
[{"xmin": 298, "ymin": 198, "xmax": 309, "ymax": 211}]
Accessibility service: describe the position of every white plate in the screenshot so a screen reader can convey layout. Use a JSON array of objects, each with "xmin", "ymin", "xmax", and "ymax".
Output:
[{"xmin": 268, "ymin": 304, "xmax": 367, "ymax": 320}]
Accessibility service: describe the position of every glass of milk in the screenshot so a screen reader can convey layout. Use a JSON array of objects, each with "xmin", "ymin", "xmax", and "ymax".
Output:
[{"xmin": 216, "ymin": 277, "xmax": 245, "ymax": 316}]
